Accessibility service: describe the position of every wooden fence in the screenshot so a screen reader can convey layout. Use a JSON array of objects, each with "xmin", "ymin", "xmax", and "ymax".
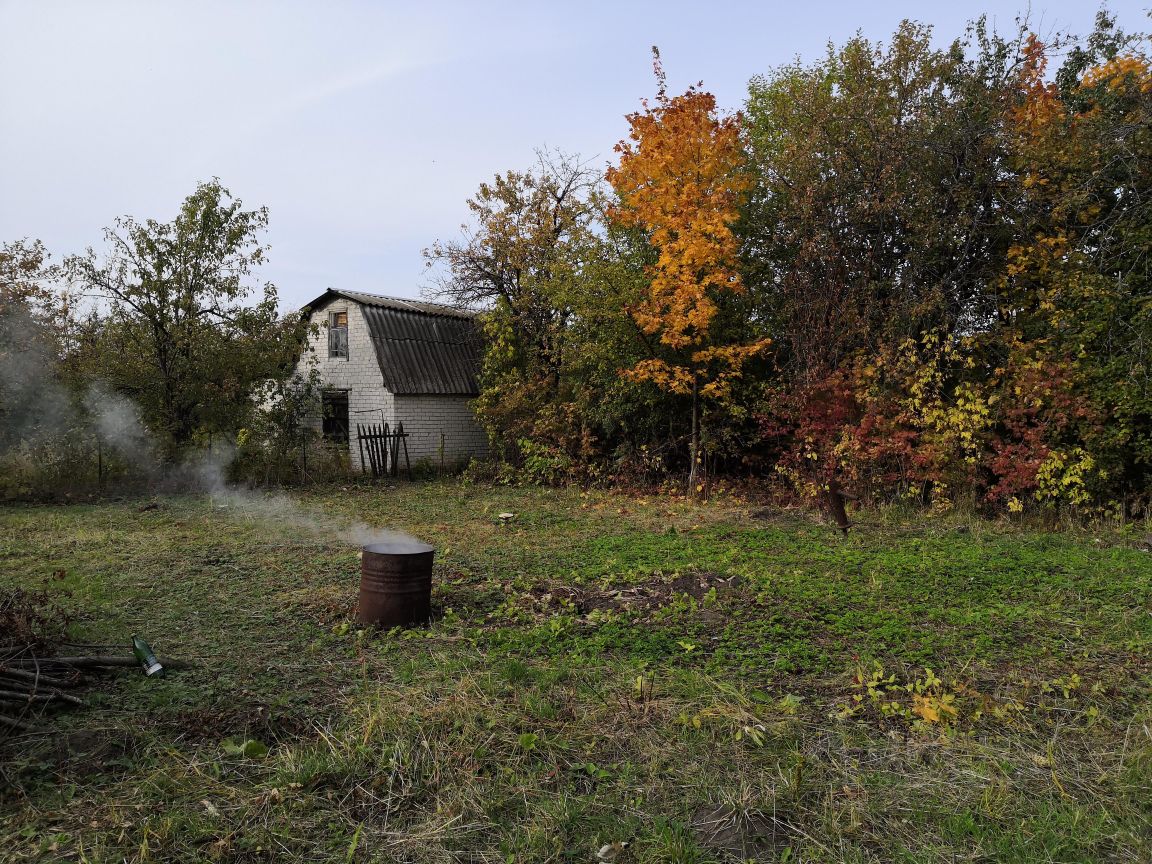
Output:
[{"xmin": 356, "ymin": 422, "xmax": 411, "ymax": 479}]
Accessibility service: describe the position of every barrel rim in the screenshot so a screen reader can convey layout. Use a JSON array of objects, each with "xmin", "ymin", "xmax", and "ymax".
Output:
[{"xmin": 362, "ymin": 541, "xmax": 435, "ymax": 556}]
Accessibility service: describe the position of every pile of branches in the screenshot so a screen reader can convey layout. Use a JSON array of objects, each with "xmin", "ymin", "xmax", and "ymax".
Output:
[
  {"xmin": 0, "ymin": 585, "xmax": 71, "ymax": 655},
  {"xmin": 0, "ymin": 588, "xmax": 181, "ymax": 735}
]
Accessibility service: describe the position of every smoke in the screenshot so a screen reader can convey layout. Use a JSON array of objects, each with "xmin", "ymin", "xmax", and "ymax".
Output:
[
  {"xmin": 84, "ymin": 385, "xmax": 159, "ymax": 471},
  {"xmin": 0, "ymin": 304, "xmax": 164, "ymax": 485},
  {"xmin": 0, "ymin": 304, "xmax": 75, "ymax": 450},
  {"xmin": 188, "ymin": 450, "xmax": 418, "ymax": 547},
  {"xmin": 0, "ymin": 302, "xmax": 418, "ymax": 547}
]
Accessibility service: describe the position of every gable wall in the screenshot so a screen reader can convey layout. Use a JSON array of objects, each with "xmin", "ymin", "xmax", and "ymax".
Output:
[{"xmin": 299, "ymin": 299, "xmax": 394, "ymax": 470}]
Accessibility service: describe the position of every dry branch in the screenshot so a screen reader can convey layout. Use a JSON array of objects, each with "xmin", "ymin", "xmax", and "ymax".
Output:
[
  {"xmin": 0, "ymin": 684, "xmax": 85, "ymax": 706},
  {"xmin": 0, "ymin": 666, "xmax": 77, "ymax": 688},
  {"xmin": 0, "ymin": 713, "xmax": 35, "ymax": 732},
  {"xmin": 0, "ymin": 655, "xmax": 190, "ymax": 671}
]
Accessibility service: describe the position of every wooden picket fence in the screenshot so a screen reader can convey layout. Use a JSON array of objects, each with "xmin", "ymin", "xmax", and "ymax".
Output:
[{"xmin": 356, "ymin": 422, "xmax": 411, "ymax": 479}]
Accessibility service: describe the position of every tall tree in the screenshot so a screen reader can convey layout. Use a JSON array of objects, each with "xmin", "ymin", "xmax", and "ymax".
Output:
[
  {"xmin": 426, "ymin": 152, "xmax": 649, "ymax": 466},
  {"xmin": 425, "ymin": 151, "xmax": 604, "ymax": 386},
  {"xmin": 66, "ymin": 180, "xmax": 302, "ymax": 451},
  {"xmin": 607, "ymin": 51, "xmax": 769, "ymax": 494},
  {"xmin": 744, "ymin": 21, "xmax": 1016, "ymax": 373},
  {"xmin": 1, "ymin": 239, "xmax": 59, "ymax": 320},
  {"xmin": 996, "ymin": 18, "xmax": 1152, "ymax": 504},
  {"xmin": 741, "ymin": 21, "xmax": 1019, "ymax": 500}
]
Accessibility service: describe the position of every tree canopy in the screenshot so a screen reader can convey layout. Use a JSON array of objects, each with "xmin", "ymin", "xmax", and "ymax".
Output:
[
  {"xmin": 65, "ymin": 180, "xmax": 304, "ymax": 451},
  {"xmin": 430, "ymin": 10, "xmax": 1152, "ymax": 513}
]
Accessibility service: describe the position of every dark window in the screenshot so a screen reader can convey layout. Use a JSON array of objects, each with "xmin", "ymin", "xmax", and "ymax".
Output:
[
  {"xmin": 328, "ymin": 310, "xmax": 348, "ymax": 359},
  {"xmin": 322, "ymin": 390, "xmax": 349, "ymax": 443}
]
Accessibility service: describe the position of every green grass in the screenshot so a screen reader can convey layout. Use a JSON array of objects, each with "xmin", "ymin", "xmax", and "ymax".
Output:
[{"xmin": 1, "ymin": 481, "xmax": 1150, "ymax": 862}]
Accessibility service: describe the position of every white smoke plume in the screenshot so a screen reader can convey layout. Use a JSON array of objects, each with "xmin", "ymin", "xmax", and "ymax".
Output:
[
  {"xmin": 0, "ymin": 307, "xmax": 418, "ymax": 547},
  {"xmin": 84, "ymin": 386, "xmax": 159, "ymax": 472},
  {"xmin": 181, "ymin": 446, "xmax": 421, "ymax": 548}
]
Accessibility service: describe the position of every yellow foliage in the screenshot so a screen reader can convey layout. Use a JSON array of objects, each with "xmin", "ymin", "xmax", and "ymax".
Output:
[
  {"xmin": 608, "ymin": 74, "xmax": 767, "ymax": 402},
  {"xmin": 1080, "ymin": 54, "xmax": 1152, "ymax": 95},
  {"xmin": 1034, "ymin": 447, "xmax": 1095, "ymax": 505},
  {"xmin": 911, "ymin": 692, "xmax": 958, "ymax": 724},
  {"xmin": 607, "ymin": 86, "xmax": 748, "ymax": 348}
]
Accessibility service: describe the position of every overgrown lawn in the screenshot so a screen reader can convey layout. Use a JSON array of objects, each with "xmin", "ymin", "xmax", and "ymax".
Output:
[{"xmin": 1, "ymin": 482, "xmax": 1150, "ymax": 862}]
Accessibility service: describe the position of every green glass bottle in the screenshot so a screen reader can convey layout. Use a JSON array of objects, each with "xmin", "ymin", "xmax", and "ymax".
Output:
[{"xmin": 131, "ymin": 635, "xmax": 164, "ymax": 677}]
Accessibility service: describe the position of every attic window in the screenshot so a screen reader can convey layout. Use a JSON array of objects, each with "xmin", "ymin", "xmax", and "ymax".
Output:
[{"xmin": 328, "ymin": 310, "xmax": 348, "ymax": 359}]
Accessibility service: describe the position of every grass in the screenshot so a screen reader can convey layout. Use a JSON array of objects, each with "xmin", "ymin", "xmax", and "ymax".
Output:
[{"xmin": 1, "ymin": 480, "xmax": 1150, "ymax": 862}]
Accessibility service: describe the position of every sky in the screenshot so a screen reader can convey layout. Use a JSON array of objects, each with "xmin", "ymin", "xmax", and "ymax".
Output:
[{"xmin": 1, "ymin": 1, "xmax": 1148, "ymax": 311}]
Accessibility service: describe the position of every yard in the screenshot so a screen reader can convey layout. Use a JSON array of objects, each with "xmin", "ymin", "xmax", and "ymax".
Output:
[{"xmin": 1, "ymin": 482, "xmax": 1150, "ymax": 862}]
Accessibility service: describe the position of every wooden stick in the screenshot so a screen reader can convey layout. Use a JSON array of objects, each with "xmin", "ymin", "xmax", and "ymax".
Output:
[
  {"xmin": 0, "ymin": 689, "xmax": 85, "ymax": 706},
  {"xmin": 1, "ymin": 656, "xmax": 191, "ymax": 671},
  {"xmin": 0, "ymin": 666, "xmax": 76, "ymax": 688},
  {"xmin": 0, "ymin": 691, "xmax": 41, "ymax": 702},
  {"xmin": 0, "ymin": 713, "xmax": 34, "ymax": 732},
  {"xmin": 826, "ymin": 478, "xmax": 852, "ymax": 534},
  {"xmin": 399, "ymin": 423, "xmax": 411, "ymax": 478},
  {"xmin": 0, "ymin": 686, "xmax": 85, "ymax": 706}
]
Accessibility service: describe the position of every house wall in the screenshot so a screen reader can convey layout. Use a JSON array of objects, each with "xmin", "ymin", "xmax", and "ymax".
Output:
[
  {"xmin": 298, "ymin": 299, "xmax": 394, "ymax": 472},
  {"xmin": 296, "ymin": 295, "xmax": 489, "ymax": 473},
  {"xmin": 393, "ymin": 395, "xmax": 489, "ymax": 467}
]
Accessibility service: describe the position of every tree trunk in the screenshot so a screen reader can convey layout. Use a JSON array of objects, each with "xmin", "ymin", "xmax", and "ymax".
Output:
[
  {"xmin": 826, "ymin": 477, "xmax": 851, "ymax": 534},
  {"xmin": 688, "ymin": 372, "xmax": 700, "ymax": 499}
]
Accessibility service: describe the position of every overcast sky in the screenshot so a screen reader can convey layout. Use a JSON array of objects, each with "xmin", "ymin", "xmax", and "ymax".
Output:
[{"xmin": 1, "ymin": 1, "xmax": 1147, "ymax": 311}]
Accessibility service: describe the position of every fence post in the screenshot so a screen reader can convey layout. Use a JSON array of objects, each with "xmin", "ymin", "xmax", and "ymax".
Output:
[
  {"xmin": 390, "ymin": 423, "xmax": 400, "ymax": 478},
  {"xmin": 371, "ymin": 424, "xmax": 382, "ymax": 478},
  {"xmin": 399, "ymin": 422, "xmax": 411, "ymax": 478}
]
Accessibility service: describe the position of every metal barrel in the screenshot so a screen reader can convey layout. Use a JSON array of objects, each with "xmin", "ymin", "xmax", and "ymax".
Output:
[{"xmin": 358, "ymin": 541, "xmax": 435, "ymax": 627}]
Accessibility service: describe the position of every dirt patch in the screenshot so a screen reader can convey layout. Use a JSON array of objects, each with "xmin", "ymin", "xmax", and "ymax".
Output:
[
  {"xmin": 298, "ymin": 569, "xmax": 746, "ymax": 630},
  {"xmin": 168, "ymin": 704, "xmax": 312, "ymax": 744},
  {"xmin": 692, "ymin": 802, "xmax": 796, "ymax": 859},
  {"xmin": 0, "ymin": 729, "xmax": 136, "ymax": 787},
  {"xmin": 51, "ymin": 730, "xmax": 133, "ymax": 777}
]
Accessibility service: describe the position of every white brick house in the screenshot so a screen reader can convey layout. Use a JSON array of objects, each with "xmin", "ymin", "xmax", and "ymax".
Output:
[{"xmin": 296, "ymin": 289, "xmax": 488, "ymax": 471}]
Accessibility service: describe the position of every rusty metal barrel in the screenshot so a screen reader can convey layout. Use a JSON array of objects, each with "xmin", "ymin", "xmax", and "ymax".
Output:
[{"xmin": 358, "ymin": 541, "xmax": 435, "ymax": 627}]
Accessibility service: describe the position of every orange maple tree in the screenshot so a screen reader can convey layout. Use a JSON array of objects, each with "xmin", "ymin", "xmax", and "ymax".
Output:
[{"xmin": 607, "ymin": 51, "xmax": 770, "ymax": 494}]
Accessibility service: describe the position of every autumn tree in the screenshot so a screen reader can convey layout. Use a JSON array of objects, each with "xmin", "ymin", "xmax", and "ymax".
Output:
[
  {"xmin": 426, "ymin": 153, "xmax": 605, "ymax": 459},
  {"xmin": 740, "ymin": 21, "xmax": 1026, "ymax": 503},
  {"xmin": 65, "ymin": 180, "xmax": 305, "ymax": 452},
  {"xmin": 996, "ymin": 14, "xmax": 1152, "ymax": 506},
  {"xmin": 738, "ymin": 13, "xmax": 1152, "ymax": 511},
  {"xmin": 426, "ymin": 151, "xmax": 604, "ymax": 384},
  {"xmin": 607, "ymin": 51, "xmax": 769, "ymax": 495},
  {"xmin": 426, "ymin": 151, "xmax": 674, "ymax": 475}
]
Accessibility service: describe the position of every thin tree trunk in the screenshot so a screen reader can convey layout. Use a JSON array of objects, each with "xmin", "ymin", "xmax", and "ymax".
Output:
[
  {"xmin": 826, "ymin": 477, "xmax": 851, "ymax": 534},
  {"xmin": 688, "ymin": 372, "xmax": 700, "ymax": 499}
]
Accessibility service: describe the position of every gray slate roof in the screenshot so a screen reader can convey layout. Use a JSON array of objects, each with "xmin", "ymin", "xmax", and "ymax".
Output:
[{"xmin": 303, "ymin": 289, "xmax": 483, "ymax": 396}]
